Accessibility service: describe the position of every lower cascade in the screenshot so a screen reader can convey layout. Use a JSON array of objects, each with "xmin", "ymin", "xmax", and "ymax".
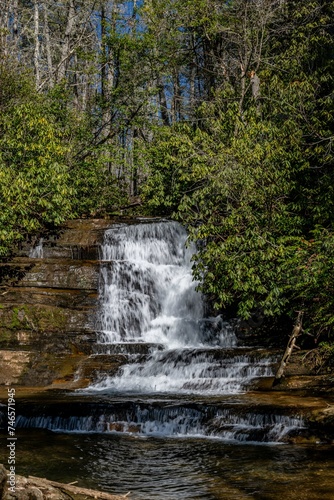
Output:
[{"xmin": 15, "ymin": 405, "xmax": 305, "ymax": 443}]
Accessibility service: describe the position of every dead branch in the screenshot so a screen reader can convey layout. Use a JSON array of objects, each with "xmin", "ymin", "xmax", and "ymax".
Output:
[{"xmin": 273, "ymin": 311, "xmax": 303, "ymax": 386}]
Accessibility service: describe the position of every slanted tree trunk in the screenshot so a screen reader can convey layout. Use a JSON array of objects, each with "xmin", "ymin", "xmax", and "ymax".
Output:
[{"xmin": 273, "ymin": 311, "xmax": 303, "ymax": 386}]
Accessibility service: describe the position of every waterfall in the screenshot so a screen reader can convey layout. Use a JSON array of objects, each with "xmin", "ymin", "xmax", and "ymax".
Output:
[
  {"xmin": 29, "ymin": 238, "xmax": 44, "ymax": 258},
  {"xmin": 90, "ymin": 221, "xmax": 277, "ymax": 395},
  {"xmin": 2, "ymin": 218, "xmax": 325, "ymax": 493},
  {"xmin": 15, "ymin": 407, "xmax": 305, "ymax": 443},
  {"xmin": 97, "ymin": 221, "xmax": 210, "ymax": 346}
]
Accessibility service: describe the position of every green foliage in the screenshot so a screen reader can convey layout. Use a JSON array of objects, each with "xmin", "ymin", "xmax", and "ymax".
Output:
[
  {"xmin": 141, "ymin": 0, "xmax": 334, "ymax": 339},
  {"xmin": 167, "ymin": 109, "xmax": 307, "ymax": 320},
  {"xmin": 0, "ymin": 61, "xmax": 131, "ymax": 255},
  {"xmin": 303, "ymin": 341, "xmax": 334, "ymax": 374},
  {"xmin": 70, "ymin": 146, "xmax": 129, "ymax": 217},
  {"xmin": 0, "ymin": 70, "xmax": 72, "ymax": 256},
  {"xmin": 291, "ymin": 229, "xmax": 334, "ymax": 334},
  {"xmin": 142, "ymin": 123, "xmax": 206, "ymax": 214}
]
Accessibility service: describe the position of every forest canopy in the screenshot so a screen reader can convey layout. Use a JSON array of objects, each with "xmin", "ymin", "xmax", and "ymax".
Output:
[{"xmin": 0, "ymin": 0, "xmax": 333, "ymax": 340}]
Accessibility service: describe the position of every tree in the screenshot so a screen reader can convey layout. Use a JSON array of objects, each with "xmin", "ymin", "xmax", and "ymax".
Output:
[
  {"xmin": 0, "ymin": 0, "xmax": 333, "ymax": 344},
  {"xmin": 0, "ymin": 65, "xmax": 72, "ymax": 256},
  {"xmin": 141, "ymin": 0, "xmax": 334, "ymax": 340}
]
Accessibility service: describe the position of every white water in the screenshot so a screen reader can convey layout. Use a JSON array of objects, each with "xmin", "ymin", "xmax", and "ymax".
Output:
[
  {"xmin": 11, "ymin": 220, "xmax": 305, "ymax": 445},
  {"xmin": 97, "ymin": 221, "xmax": 209, "ymax": 346},
  {"xmin": 90, "ymin": 221, "xmax": 277, "ymax": 395},
  {"xmin": 95, "ymin": 350, "xmax": 276, "ymax": 394},
  {"xmin": 15, "ymin": 407, "xmax": 305, "ymax": 443},
  {"xmin": 29, "ymin": 238, "xmax": 43, "ymax": 258}
]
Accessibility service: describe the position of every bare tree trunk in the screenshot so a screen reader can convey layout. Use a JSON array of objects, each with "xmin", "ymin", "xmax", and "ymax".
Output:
[
  {"xmin": 100, "ymin": 1, "xmax": 115, "ymax": 173},
  {"xmin": 26, "ymin": 475, "xmax": 130, "ymax": 499},
  {"xmin": 101, "ymin": 2, "xmax": 107, "ymax": 100},
  {"xmin": 101, "ymin": 1, "xmax": 116, "ymax": 99},
  {"xmin": 0, "ymin": 1, "xmax": 10, "ymax": 57},
  {"xmin": 172, "ymin": 70, "xmax": 182, "ymax": 123},
  {"xmin": 175, "ymin": 72, "xmax": 183, "ymax": 121},
  {"xmin": 189, "ymin": 44, "xmax": 196, "ymax": 119},
  {"xmin": 81, "ymin": 63, "xmax": 88, "ymax": 111},
  {"xmin": 158, "ymin": 78, "xmax": 170, "ymax": 125},
  {"xmin": 72, "ymin": 53, "xmax": 80, "ymax": 108},
  {"xmin": 11, "ymin": 0, "xmax": 19, "ymax": 46},
  {"xmin": 57, "ymin": 0, "xmax": 76, "ymax": 82},
  {"xmin": 273, "ymin": 311, "xmax": 304, "ymax": 386},
  {"xmin": 33, "ymin": 0, "xmax": 40, "ymax": 88},
  {"xmin": 42, "ymin": 1, "xmax": 54, "ymax": 88}
]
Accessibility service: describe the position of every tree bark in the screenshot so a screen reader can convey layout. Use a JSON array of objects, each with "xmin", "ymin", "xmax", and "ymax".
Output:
[
  {"xmin": 158, "ymin": 78, "xmax": 170, "ymax": 125},
  {"xmin": 57, "ymin": 0, "xmax": 76, "ymax": 82},
  {"xmin": 11, "ymin": 0, "xmax": 19, "ymax": 45},
  {"xmin": 33, "ymin": 0, "xmax": 40, "ymax": 89},
  {"xmin": 28, "ymin": 476, "xmax": 130, "ymax": 499},
  {"xmin": 273, "ymin": 311, "xmax": 303, "ymax": 386},
  {"xmin": 42, "ymin": 1, "xmax": 54, "ymax": 88},
  {"xmin": 0, "ymin": 1, "xmax": 10, "ymax": 57}
]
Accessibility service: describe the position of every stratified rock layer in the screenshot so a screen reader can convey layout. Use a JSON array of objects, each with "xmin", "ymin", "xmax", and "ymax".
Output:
[{"xmin": 0, "ymin": 219, "xmax": 128, "ymax": 387}]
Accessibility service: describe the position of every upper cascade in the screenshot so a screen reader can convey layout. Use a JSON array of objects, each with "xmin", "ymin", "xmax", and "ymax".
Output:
[{"xmin": 97, "ymin": 220, "xmax": 236, "ymax": 348}]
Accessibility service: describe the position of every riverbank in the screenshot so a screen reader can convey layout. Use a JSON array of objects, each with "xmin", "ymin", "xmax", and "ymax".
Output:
[{"xmin": 0, "ymin": 464, "xmax": 130, "ymax": 499}]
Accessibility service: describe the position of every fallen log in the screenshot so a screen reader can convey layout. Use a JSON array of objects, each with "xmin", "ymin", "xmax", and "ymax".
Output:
[
  {"xmin": 0, "ymin": 464, "xmax": 130, "ymax": 500},
  {"xmin": 273, "ymin": 311, "xmax": 303, "ymax": 386},
  {"xmin": 27, "ymin": 476, "xmax": 130, "ymax": 499}
]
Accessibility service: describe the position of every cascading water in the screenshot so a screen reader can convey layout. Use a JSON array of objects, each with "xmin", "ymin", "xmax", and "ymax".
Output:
[
  {"xmin": 15, "ymin": 406, "xmax": 305, "ymax": 443},
  {"xmin": 97, "ymin": 221, "xmax": 208, "ymax": 346},
  {"xmin": 91, "ymin": 220, "xmax": 276, "ymax": 395},
  {"xmin": 29, "ymin": 238, "xmax": 44, "ymax": 258}
]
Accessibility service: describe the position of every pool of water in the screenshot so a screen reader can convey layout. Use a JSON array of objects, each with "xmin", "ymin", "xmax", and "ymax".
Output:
[{"xmin": 1, "ymin": 429, "xmax": 334, "ymax": 499}]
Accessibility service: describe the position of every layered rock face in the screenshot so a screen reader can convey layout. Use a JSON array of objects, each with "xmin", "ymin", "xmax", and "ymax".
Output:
[{"xmin": 0, "ymin": 219, "xmax": 123, "ymax": 387}]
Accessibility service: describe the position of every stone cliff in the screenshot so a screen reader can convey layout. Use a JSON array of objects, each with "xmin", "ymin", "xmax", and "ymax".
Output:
[{"xmin": 0, "ymin": 219, "xmax": 125, "ymax": 388}]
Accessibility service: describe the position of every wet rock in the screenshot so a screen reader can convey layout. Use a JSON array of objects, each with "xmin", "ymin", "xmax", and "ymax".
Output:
[
  {"xmin": 0, "ymin": 304, "xmax": 95, "ymax": 350},
  {"xmin": 92, "ymin": 342, "xmax": 164, "ymax": 355},
  {"xmin": 271, "ymin": 375, "xmax": 334, "ymax": 392},
  {"xmin": 0, "ymin": 219, "xmax": 111, "ymax": 386},
  {"xmin": 15, "ymin": 261, "xmax": 99, "ymax": 290},
  {"xmin": 77, "ymin": 354, "xmax": 128, "ymax": 384},
  {"xmin": 0, "ymin": 351, "xmax": 31, "ymax": 385},
  {"xmin": 2, "ymin": 288, "xmax": 98, "ymax": 310}
]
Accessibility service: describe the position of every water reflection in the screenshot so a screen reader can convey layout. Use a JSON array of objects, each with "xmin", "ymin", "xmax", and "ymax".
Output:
[{"xmin": 1, "ymin": 430, "xmax": 334, "ymax": 499}]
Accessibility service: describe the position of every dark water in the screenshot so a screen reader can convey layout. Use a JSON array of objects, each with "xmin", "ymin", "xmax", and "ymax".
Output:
[{"xmin": 1, "ymin": 429, "xmax": 334, "ymax": 499}]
